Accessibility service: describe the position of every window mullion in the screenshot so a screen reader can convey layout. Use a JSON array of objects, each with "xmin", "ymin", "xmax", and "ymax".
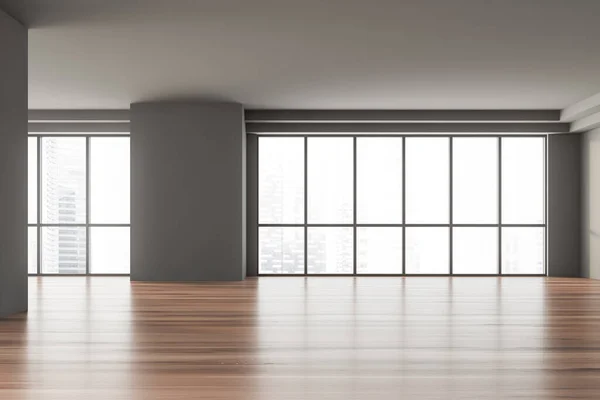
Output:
[
  {"xmin": 449, "ymin": 137, "xmax": 453, "ymax": 275},
  {"xmin": 37, "ymin": 136, "xmax": 42, "ymax": 275},
  {"xmin": 304, "ymin": 137, "xmax": 308, "ymax": 276},
  {"xmin": 402, "ymin": 137, "xmax": 406, "ymax": 275},
  {"xmin": 498, "ymin": 136, "xmax": 502, "ymax": 275},
  {"xmin": 353, "ymin": 137, "xmax": 357, "ymax": 275},
  {"xmin": 86, "ymin": 136, "xmax": 90, "ymax": 275}
]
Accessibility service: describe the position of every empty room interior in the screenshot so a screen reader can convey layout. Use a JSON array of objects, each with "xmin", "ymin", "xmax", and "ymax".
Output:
[{"xmin": 2, "ymin": 0, "xmax": 600, "ymax": 399}]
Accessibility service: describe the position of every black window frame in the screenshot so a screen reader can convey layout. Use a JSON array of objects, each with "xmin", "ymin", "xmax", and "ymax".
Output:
[
  {"xmin": 28, "ymin": 133, "xmax": 131, "ymax": 276},
  {"xmin": 256, "ymin": 134, "xmax": 548, "ymax": 276}
]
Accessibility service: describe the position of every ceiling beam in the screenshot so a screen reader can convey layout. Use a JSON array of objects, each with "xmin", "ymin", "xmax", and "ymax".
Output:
[
  {"xmin": 246, "ymin": 122, "xmax": 569, "ymax": 134},
  {"xmin": 245, "ymin": 109, "xmax": 561, "ymax": 123},
  {"xmin": 571, "ymin": 112, "xmax": 600, "ymax": 132},
  {"xmin": 26, "ymin": 109, "xmax": 571, "ymax": 133},
  {"xmin": 561, "ymin": 92, "xmax": 600, "ymax": 122},
  {"xmin": 29, "ymin": 109, "xmax": 130, "ymax": 122},
  {"xmin": 28, "ymin": 122, "xmax": 130, "ymax": 132}
]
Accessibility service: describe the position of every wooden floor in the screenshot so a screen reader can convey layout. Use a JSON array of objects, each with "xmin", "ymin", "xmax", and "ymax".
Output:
[{"xmin": 1, "ymin": 277, "xmax": 600, "ymax": 399}]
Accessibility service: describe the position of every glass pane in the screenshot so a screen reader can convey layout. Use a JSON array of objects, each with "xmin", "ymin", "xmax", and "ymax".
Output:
[
  {"xmin": 453, "ymin": 228, "xmax": 498, "ymax": 274},
  {"xmin": 405, "ymin": 138, "xmax": 449, "ymax": 223},
  {"xmin": 502, "ymin": 227, "xmax": 544, "ymax": 274},
  {"xmin": 307, "ymin": 227, "xmax": 353, "ymax": 274},
  {"xmin": 405, "ymin": 227, "xmax": 449, "ymax": 274},
  {"xmin": 357, "ymin": 138, "xmax": 402, "ymax": 223},
  {"xmin": 259, "ymin": 227, "xmax": 304, "ymax": 274},
  {"xmin": 28, "ymin": 227, "xmax": 37, "ymax": 274},
  {"xmin": 28, "ymin": 137, "xmax": 38, "ymax": 224},
  {"xmin": 90, "ymin": 227, "xmax": 130, "ymax": 274},
  {"xmin": 41, "ymin": 227, "xmax": 87, "ymax": 274},
  {"xmin": 453, "ymin": 138, "xmax": 498, "ymax": 224},
  {"xmin": 307, "ymin": 138, "xmax": 353, "ymax": 223},
  {"xmin": 357, "ymin": 227, "xmax": 402, "ymax": 274},
  {"xmin": 41, "ymin": 137, "xmax": 87, "ymax": 224},
  {"xmin": 259, "ymin": 138, "xmax": 304, "ymax": 224},
  {"xmin": 502, "ymin": 138, "xmax": 545, "ymax": 224},
  {"xmin": 90, "ymin": 138, "xmax": 130, "ymax": 223}
]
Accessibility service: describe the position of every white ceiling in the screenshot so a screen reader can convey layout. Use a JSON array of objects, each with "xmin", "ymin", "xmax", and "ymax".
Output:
[{"xmin": 3, "ymin": 0, "xmax": 600, "ymax": 110}]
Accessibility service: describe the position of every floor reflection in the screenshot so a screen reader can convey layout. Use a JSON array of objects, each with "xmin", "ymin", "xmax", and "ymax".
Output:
[{"xmin": 0, "ymin": 277, "xmax": 599, "ymax": 399}]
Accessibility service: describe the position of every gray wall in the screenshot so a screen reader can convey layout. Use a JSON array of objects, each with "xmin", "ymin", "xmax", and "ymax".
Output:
[
  {"xmin": 0, "ymin": 9, "xmax": 27, "ymax": 318},
  {"xmin": 130, "ymin": 102, "xmax": 246, "ymax": 281},
  {"xmin": 582, "ymin": 128, "xmax": 600, "ymax": 279},
  {"xmin": 548, "ymin": 134, "xmax": 582, "ymax": 277}
]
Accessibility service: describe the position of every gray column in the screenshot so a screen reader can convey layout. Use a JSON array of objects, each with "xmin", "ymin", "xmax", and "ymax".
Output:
[
  {"xmin": 0, "ymin": 9, "xmax": 27, "ymax": 318},
  {"xmin": 246, "ymin": 134, "xmax": 258, "ymax": 277},
  {"xmin": 548, "ymin": 133, "xmax": 582, "ymax": 277},
  {"xmin": 131, "ymin": 102, "xmax": 246, "ymax": 281}
]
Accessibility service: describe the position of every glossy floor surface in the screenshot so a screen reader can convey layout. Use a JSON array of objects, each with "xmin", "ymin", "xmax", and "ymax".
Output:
[{"xmin": 1, "ymin": 277, "xmax": 600, "ymax": 399}]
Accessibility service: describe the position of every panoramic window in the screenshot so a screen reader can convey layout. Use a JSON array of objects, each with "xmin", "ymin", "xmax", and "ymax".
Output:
[
  {"xmin": 258, "ymin": 135, "xmax": 546, "ymax": 275},
  {"xmin": 28, "ymin": 134, "xmax": 130, "ymax": 275}
]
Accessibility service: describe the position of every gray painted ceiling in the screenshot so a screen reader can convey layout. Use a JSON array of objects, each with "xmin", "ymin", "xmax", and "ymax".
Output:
[{"xmin": 3, "ymin": 0, "xmax": 600, "ymax": 110}]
